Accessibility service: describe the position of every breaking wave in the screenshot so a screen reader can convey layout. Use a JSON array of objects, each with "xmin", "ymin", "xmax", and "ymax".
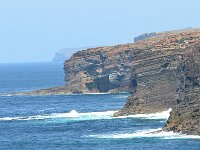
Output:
[
  {"xmin": 0, "ymin": 94, "xmax": 13, "ymax": 97},
  {"xmin": 87, "ymin": 128, "xmax": 200, "ymax": 139},
  {"xmin": 0, "ymin": 110, "xmax": 116, "ymax": 121},
  {"xmin": 0, "ymin": 109, "xmax": 172, "ymax": 122}
]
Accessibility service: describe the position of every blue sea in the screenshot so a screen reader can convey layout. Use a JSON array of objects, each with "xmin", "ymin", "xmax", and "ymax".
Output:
[{"xmin": 0, "ymin": 62, "xmax": 200, "ymax": 150}]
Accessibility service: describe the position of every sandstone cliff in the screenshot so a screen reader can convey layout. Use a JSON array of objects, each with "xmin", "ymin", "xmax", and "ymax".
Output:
[
  {"xmin": 64, "ymin": 28, "xmax": 200, "ymax": 116},
  {"xmin": 163, "ymin": 43, "xmax": 200, "ymax": 135}
]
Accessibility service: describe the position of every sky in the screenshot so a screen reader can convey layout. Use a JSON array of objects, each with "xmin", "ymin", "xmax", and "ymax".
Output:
[{"xmin": 0, "ymin": 0, "xmax": 200, "ymax": 63}]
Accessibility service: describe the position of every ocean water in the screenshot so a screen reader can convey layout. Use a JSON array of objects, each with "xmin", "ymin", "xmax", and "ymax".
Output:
[{"xmin": 0, "ymin": 63, "xmax": 200, "ymax": 150}]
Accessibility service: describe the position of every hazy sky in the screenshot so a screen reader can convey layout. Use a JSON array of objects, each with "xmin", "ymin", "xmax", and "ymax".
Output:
[{"xmin": 0, "ymin": 0, "xmax": 199, "ymax": 63}]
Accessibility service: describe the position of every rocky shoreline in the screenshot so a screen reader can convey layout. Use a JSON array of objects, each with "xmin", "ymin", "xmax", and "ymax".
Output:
[
  {"xmin": 16, "ymin": 28, "xmax": 200, "ymax": 135},
  {"xmin": 15, "ymin": 86, "xmax": 68, "ymax": 96}
]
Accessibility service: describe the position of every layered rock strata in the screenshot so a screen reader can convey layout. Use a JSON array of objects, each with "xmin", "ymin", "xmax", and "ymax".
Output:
[
  {"xmin": 163, "ymin": 43, "xmax": 200, "ymax": 135},
  {"xmin": 64, "ymin": 28, "xmax": 200, "ymax": 96}
]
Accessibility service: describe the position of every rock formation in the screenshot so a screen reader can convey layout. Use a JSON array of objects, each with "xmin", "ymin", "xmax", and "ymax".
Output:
[
  {"xmin": 17, "ymin": 86, "xmax": 68, "ymax": 96},
  {"xmin": 163, "ymin": 43, "xmax": 200, "ymax": 135}
]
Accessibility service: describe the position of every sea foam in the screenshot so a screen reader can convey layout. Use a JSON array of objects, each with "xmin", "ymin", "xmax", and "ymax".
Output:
[
  {"xmin": 87, "ymin": 128, "xmax": 200, "ymax": 139},
  {"xmin": 0, "ymin": 110, "xmax": 116, "ymax": 121},
  {"xmin": 0, "ymin": 94, "xmax": 13, "ymax": 97},
  {"xmin": 0, "ymin": 109, "xmax": 172, "ymax": 122}
]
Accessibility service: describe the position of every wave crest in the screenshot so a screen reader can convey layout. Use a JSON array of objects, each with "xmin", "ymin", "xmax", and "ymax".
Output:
[
  {"xmin": 0, "ymin": 110, "xmax": 117, "ymax": 121},
  {"xmin": 0, "ymin": 109, "xmax": 171, "ymax": 122}
]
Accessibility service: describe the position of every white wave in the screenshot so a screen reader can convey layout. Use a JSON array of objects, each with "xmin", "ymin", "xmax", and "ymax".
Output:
[
  {"xmin": 114, "ymin": 109, "xmax": 172, "ymax": 120},
  {"xmin": 69, "ymin": 93, "xmax": 108, "ymax": 96},
  {"xmin": 0, "ymin": 109, "xmax": 172, "ymax": 122},
  {"xmin": 87, "ymin": 128, "xmax": 200, "ymax": 139},
  {"xmin": 0, "ymin": 94, "xmax": 13, "ymax": 97},
  {"xmin": 0, "ymin": 110, "xmax": 117, "ymax": 121}
]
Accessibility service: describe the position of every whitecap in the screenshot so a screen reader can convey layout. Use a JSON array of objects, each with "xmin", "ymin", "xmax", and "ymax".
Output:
[
  {"xmin": 0, "ymin": 94, "xmax": 13, "ymax": 97},
  {"xmin": 0, "ymin": 110, "xmax": 117, "ymax": 121},
  {"xmin": 0, "ymin": 109, "xmax": 172, "ymax": 122}
]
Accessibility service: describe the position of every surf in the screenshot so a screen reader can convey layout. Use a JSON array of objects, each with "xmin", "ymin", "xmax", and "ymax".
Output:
[
  {"xmin": 0, "ymin": 109, "xmax": 172, "ymax": 123},
  {"xmin": 0, "ymin": 109, "xmax": 172, "ymax": 122},
  {"xmin": 0, "ymin": 110, "xmax": 117, "ymax": 121}
]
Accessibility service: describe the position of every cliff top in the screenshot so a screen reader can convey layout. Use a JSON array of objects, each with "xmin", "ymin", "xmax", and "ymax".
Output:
[{"xmin": 66, "ymin": 28, "xmax": 200, "ymax": 62}]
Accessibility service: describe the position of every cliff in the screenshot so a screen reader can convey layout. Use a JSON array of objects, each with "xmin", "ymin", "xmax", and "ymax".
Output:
[
  {"xmin": 163, "ymin": 43, "xmax": 200, "ymax": 135},
  {"xmin": 64, "ymin": 28, "xmax": 200, "ymax": 101},
  {"xmin": 113, "ymin": 29, "xmax": 200, "ymax": 116},
  {"xmin": 64, "ymin": 45, "xmax": 135, "ymax": 94}
]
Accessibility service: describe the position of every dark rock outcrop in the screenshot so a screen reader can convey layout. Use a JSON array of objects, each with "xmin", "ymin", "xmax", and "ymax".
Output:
[
  {"xmin": 16, "ymin": 86, "xmax": 68, "ymax": 96},
  {"xmin": 163, "ymin": 43, "xmax": 200, "ymax": 135}
]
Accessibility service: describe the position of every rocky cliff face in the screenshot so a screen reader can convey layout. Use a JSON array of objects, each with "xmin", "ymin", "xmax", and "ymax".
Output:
[
  {"xmin": 113, "ymin": 29, "xmax": 200, "ymax": 116},
  {"xmin": 64, "ymin": 29, "xmax": 200, "ymax": 118},
  {"xmin": 163, "ymin": 43, "xmax": 200, "ymax": 135},
  {"xmin": 64, "ymin": 46, "xmax": 133, "ymax": 94}
]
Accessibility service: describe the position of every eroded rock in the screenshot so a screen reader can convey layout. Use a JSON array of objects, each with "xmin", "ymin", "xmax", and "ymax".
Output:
[{"xmin": 163, "ymin": 43, "xmax": 200, "ymax": 135}]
